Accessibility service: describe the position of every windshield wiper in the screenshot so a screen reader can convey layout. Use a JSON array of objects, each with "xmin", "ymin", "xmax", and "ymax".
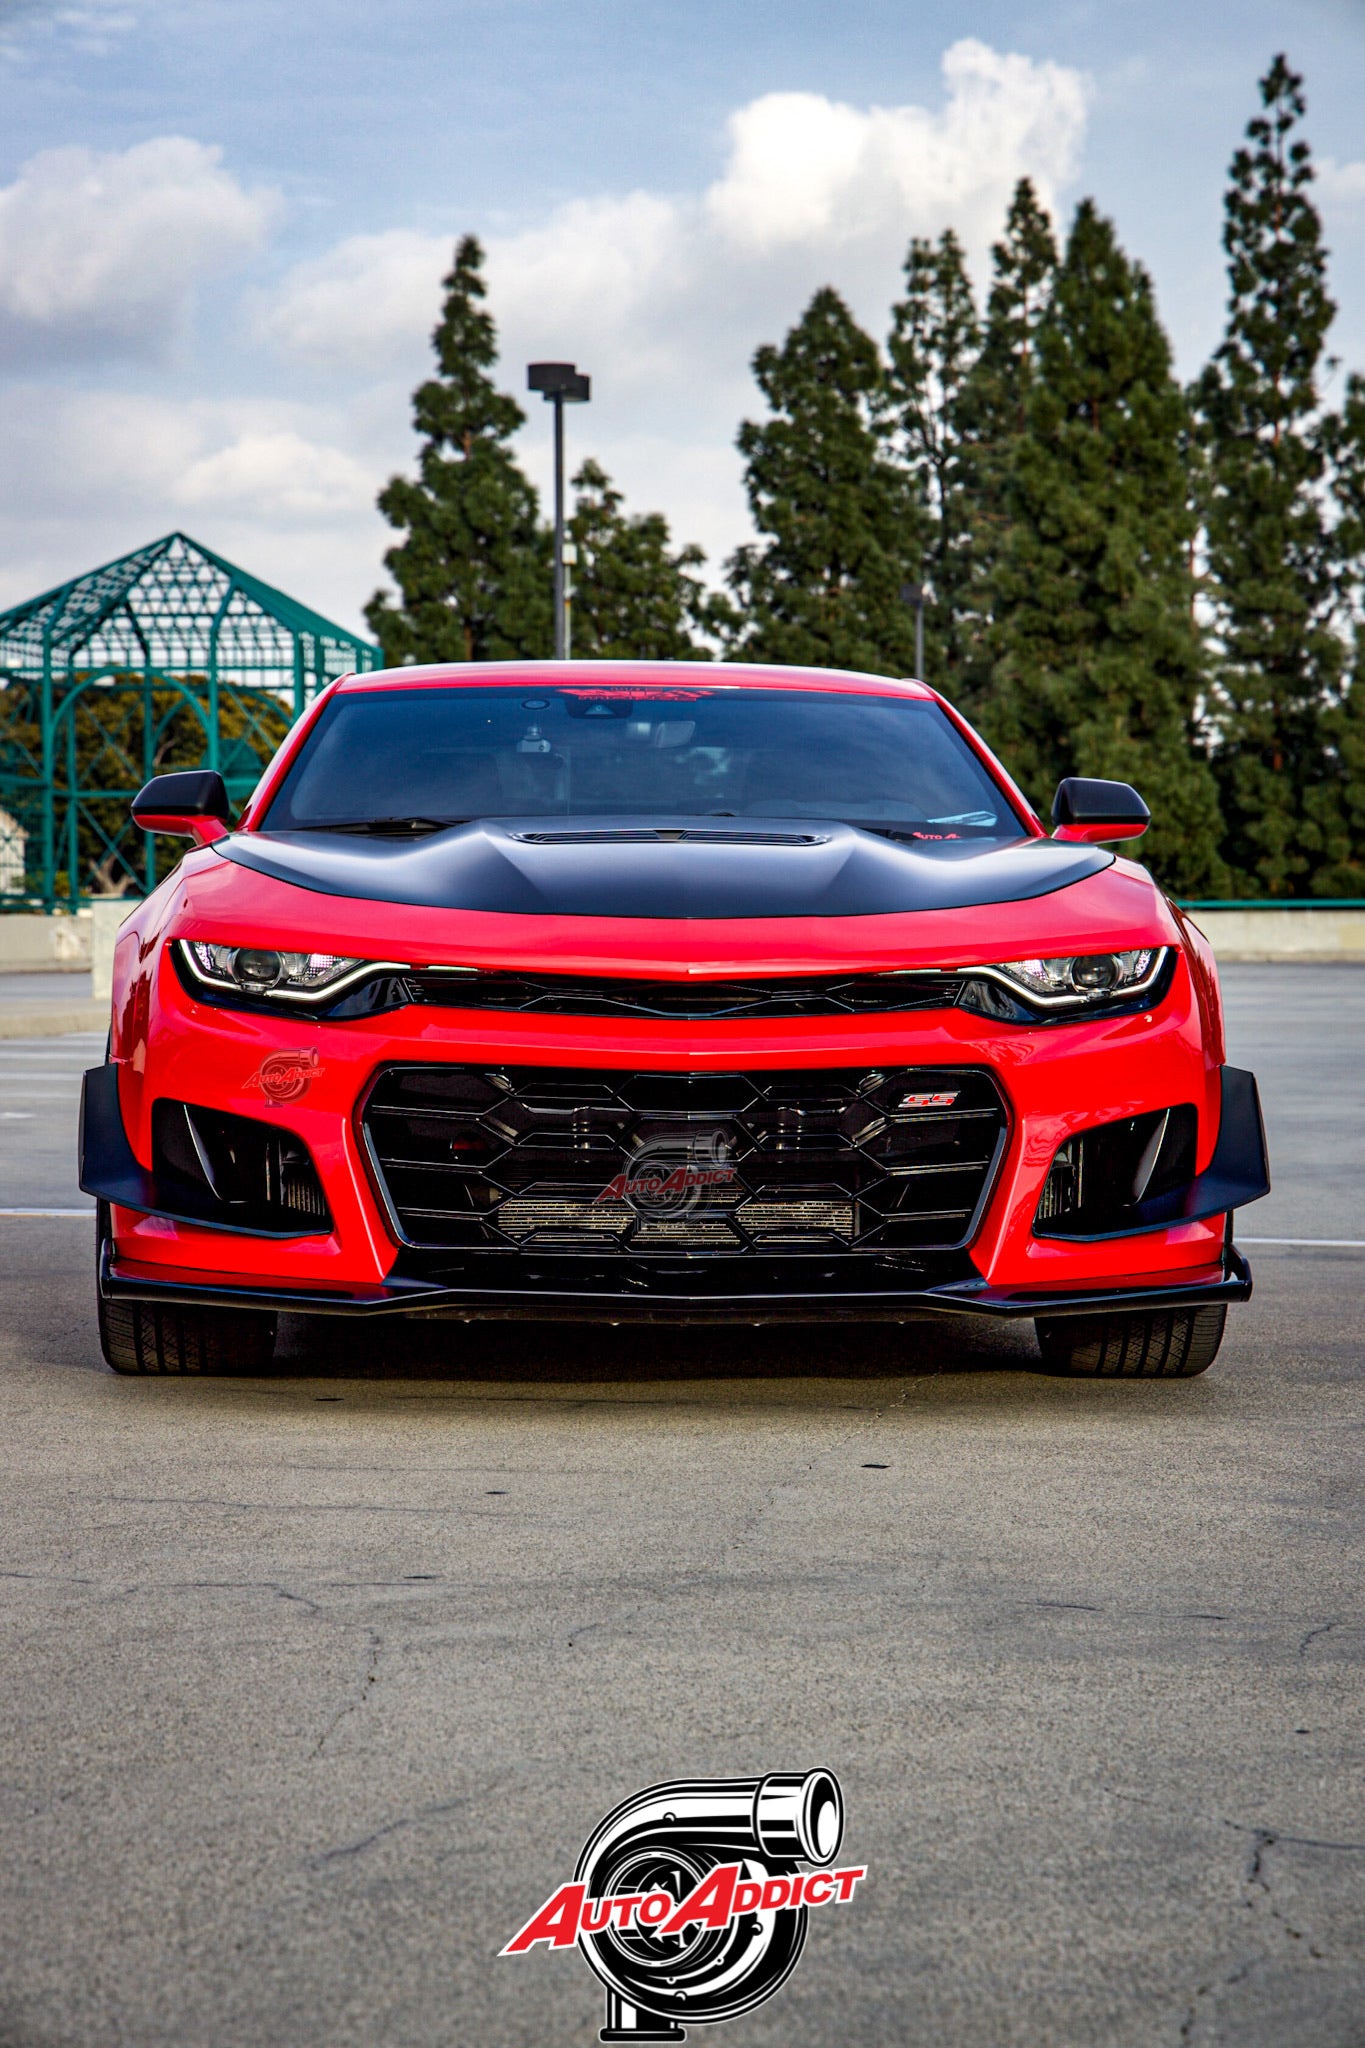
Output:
[{"xmin": 290, "ymin": 816, "xmax": 464, "ymax": 837}]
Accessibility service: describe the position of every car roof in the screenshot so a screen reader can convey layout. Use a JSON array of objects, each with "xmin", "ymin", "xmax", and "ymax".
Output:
[{"xmin": 336, "ymin": 660, "xmax": 935, "ymax": 700}]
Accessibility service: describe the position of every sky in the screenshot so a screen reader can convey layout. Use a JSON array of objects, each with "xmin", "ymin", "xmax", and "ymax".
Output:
[{"xmin": 3, "ymin": 0, "xmax": 1365, "ymax": 639}]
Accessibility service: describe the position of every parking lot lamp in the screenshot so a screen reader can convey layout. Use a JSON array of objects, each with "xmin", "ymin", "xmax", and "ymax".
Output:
[
  {"xmin": 527, "ymin": 362, "xmax": 591, "ymax": 658},
  {"xmin": 900, "ymin": 581, "xmax": 932, "ymax": 681}
]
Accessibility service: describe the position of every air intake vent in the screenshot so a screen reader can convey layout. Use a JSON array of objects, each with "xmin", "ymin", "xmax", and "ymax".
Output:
[
  {"xmin": 509, "ymin": 827, "xmax": 827, "ymax": 846},
  {"xmin": 151, "ymin": 1099, "xmax": 332, "ymax": 1234}
]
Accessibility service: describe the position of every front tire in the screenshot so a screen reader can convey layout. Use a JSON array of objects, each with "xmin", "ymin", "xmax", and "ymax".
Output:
[
  {"xmin": 96, "ymin": 1204, "xmax": 277, "ymax": 1375},
  {"xmin": 1035, "ymin": 1304, "xmax": 1227, "ymax": 1379}
]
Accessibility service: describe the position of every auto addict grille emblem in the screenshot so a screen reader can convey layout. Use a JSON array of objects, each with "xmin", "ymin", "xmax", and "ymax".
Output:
[
  {"xmin": 501, "ymin": 1769, "xmax": 864, "ymax": 2041},
  {"xmin": 898, "ymin": 1089, "xmax": 959, "ymax": 1109},
  {"xmin": 595, "ymin": 1134, "xmax": 737, "ymax": 1212}
]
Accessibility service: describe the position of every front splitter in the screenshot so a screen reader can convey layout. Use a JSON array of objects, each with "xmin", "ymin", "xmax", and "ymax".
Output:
[{"xmin": 100, "ymin": 1241, "xmax": 1252, "ymax": 1326}]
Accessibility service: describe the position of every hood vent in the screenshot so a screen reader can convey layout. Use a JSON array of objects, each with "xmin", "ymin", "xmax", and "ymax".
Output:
[{"xmin": 510, "ymin": 826, "xmax": 828, "ymax": 847}]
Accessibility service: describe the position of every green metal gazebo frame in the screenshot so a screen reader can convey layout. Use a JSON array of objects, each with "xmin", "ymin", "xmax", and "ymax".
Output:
[{"xmin": 0, "ymin": 531, "xmax": 382, "ymax": 911}]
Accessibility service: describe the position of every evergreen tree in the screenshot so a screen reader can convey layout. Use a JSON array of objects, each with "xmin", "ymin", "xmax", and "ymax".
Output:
[
  {"xmin": 367, "ymin": 236, "xmax": 550, "ymax": 664},
  {"xmin": 980, "ymin": 200, "xmax": 1226, "ymax": 895},
  {"xmin": 885, "ymin": 230, "xmax": 978, "ymax": 695},
  {"xmin": 1313, "ymin": 371, "xmax": 1365, "ymax": 890},
  {"xmin": 567, "ymin": 459, "xmax": 729, "ymax": 659},
  {"xmin": 960, "ymin": 179, "xmax": 1059, "ymax": 470},
  {"xmin": 1313, "ymin": 669, "xmax": 1365, "ymax": 894},
  {"xmin": 726, "ymin": 288, "xmax": 918, "ymax": 676},
  {"xmin": 1193, "ymin": 56, "xmax": 1341, "ymax": 895},
  {"xmin": 952, "ymin": 179, "xmax": 1060, "ymax": 711}
]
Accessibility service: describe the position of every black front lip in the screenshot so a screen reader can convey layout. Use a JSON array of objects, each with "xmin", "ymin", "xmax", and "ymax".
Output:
[{"xmin": 99, "ymin": 1240, "xmax": 1252, "ymax": 1325}]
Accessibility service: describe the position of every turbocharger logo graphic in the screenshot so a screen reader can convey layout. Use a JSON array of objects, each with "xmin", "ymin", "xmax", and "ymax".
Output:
[
  {"xmin": 501, "ymin": 1770, "xmax": 863, "ymax": 2041},
  {"xmin": 245, "ymin": 1047, "xmax": 322, "ymax": 1103},
  {"xmin": 595, "ymin": 1133, "xmax": 737, "ymax": 1215}
]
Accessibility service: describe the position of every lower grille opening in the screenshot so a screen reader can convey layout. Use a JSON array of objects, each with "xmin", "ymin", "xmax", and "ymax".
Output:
[
  {"xmin": 1034, "ymin": 1104, "xmax": 1198, "ymax": 1238},
  {"xmin": 152, "ymin": 1099, "xmax": 332, "ymax": 1233},
  {"xmin": 362, "ymin": 1063, "xmax": 1007, "ymax": 1261}
]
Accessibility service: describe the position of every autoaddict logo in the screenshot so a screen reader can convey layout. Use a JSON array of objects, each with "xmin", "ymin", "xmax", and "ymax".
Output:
[
  {"xmin": 501, "ymin": 1770, "xmax": 864, "ymax": 2040},
  {"xmin": 245, "ymin": 1048, "xmax": 322, "ymax": 1103},
  {"xmin": 559, "ymin": 687, "xmax": 711, "ymax": 703},
  {"xmin": 595, "ymin": 1134, "xmax": 737, "ymax": 1215}
]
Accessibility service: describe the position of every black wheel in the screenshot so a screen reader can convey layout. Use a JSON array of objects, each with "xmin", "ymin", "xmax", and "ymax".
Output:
[
  {"xmin": 1035, "ymin": 1304, "xmax": 1227, "ymax": 1379},
  {"xmin": 96, "ymin": 1205, "xmax": 276, "ymax": 1375}
]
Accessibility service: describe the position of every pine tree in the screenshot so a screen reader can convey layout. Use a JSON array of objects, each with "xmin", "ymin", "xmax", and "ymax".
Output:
[
  {"xmin": 885, "ymin": 230, "xmax": 978, "ymax": 696},
  {"xmin": 960, "ymin": 180, "xmax": 1058, "ymax": 475},
  {"xmin": 980, "ymin": 200, "xmax": 1226, "ymax": 895},
  {"xmin": 1312, "ymin": 371, "xmax": 1365, "ymax": 891},
  {"xmin": 567, "ymin": 460, "xmax": 728, "ymax": 659},
  {"xmin": 952, "ymin": 179, "xmax": 1059, "ymax": 711},
  {"xmin": 367, "ymin": 236, "xmax": 550, "ymax": 664},
  {"xmin": 726, "ymin": 288, "xmax": 918, "ymax": 676},
  {"xmin": 1193, "ymin": 56, "xmax": 1342, "ymax": 896}
]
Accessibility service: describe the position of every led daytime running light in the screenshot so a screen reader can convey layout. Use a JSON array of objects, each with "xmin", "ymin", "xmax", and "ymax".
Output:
[
  {"xmin": 181, "ymin": 940, "xmax": 391, "ymax": 1003},
  {"xmin": 965, "ymin": 948, "xmax": 1166, "ymax": 1010}
]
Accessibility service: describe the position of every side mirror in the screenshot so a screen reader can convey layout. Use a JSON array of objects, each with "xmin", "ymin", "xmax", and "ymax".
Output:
[
  {"xmin": 131, "ymin": 770, "xmax": 232, "ymax": 847},
  {"xmin": 1051, "ymin": 776, "xmax": 1149, "ymax": 845}
]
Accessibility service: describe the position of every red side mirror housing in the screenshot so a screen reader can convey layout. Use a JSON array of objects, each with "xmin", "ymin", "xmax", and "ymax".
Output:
[
  {"xmin": 131, "ymin": 770, "xmax": 232, "ymax": 847},
  {"xmin": 1051, "ymin": 776, "xmax": 1149, "ymax": 845}
]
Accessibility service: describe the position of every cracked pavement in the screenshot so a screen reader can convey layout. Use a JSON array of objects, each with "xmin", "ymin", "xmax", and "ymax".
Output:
[{"xmin": 0, "ymin": 968, "xmax": 1362, "ymax": 2047}]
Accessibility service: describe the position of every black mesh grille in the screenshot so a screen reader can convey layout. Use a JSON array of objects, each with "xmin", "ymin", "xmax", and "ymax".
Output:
[
  {"xmin": 405, "ymin": 969, "xmax": 963, "ymax": 1020},
  {"xmin": 361, "ymin": 1064, "xmax": 1008, "ymax": 1256}
]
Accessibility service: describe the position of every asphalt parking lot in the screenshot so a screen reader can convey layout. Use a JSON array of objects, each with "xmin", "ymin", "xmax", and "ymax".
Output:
[{"xmin": 0, "ymin": 965, "xmax": 1361, "ymax": 2048}]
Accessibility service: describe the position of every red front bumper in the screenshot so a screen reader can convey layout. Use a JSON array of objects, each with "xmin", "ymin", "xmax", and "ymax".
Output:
[{"xmin": 87, "ymin": 939, "xmax": 1248, "ymax": 1320}]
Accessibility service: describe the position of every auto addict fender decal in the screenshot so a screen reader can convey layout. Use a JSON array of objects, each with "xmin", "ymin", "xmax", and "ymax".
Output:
[{"xmin": 245, "ymin": 1048, "xmax": 323, "ymax": 1103}]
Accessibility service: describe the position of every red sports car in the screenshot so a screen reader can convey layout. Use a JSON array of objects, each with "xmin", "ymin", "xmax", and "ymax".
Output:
[{"xmin": 81, "ymin": 661, "xmax": 1269, "ymax": 1378}]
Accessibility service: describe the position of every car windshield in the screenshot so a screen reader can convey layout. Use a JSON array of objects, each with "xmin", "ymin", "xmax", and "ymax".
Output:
[{"xmin": 262, "ymin": 684, "xmax": 1024, "ymax": 839}]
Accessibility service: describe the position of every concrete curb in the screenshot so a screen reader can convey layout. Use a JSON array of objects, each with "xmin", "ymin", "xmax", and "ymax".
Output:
[{"xmin": 0, "ymin": 1005, "xmax": 107, "ymax": 1039}]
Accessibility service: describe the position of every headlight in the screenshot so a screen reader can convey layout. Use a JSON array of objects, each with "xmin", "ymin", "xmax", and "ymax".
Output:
[
  {"xmin": 960, "ymin": 948, "xmax": 1168, "ymax": 1016},
  {"xmin": 180, "ymin": 940, "xmax": 389, "ymax": 1004}
]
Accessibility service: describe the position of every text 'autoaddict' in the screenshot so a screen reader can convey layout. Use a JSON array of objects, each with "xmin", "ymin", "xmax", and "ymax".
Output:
[{"xmin": 500, "ymin": 1861, "xmax": 869, "ymax": 1954}]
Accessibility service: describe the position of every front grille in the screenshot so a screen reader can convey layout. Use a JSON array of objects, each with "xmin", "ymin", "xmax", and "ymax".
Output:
[
  {"xmin": 405, "ymin": 969, "xmax": 964, "ymax": 1020},
  {"xmin": 361, "ymin": 1065, "xmax": 1008, "ymax": 1256}
]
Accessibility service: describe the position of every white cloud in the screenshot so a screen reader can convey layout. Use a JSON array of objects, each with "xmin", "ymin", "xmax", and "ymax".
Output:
[
  {"xmin": 1318, "ymin": 158, "xmax": 1365, "ymax": 208},
  {"xmin": 0, "ymin": 136, "xmax": 278, "ymax": 362},
  {"xmin": 256, "ymin": 40, "xmax": 1089, "ymax": 574},
  {"xmin": 1, "ymin": 0, "xmax": 143, "ymax": 57},
  {"xmin": 261, "ymin": 39, "xmax": 1088, "ymax": 380},
  {"xmin": 0, "ymin": 384, "xmax": 387, "ymax": 630},
  {"xmin": 176, "ymin": 429, "xmax": 374, "ymax": 518},
  {"xmin": 254, "ymin": 40, "xmax": 1088, "ymax": 576},
  {"xmin": 706, "ymin": 42, "xmax": 1086, "ymax": 253},
  {"xmin": 2, "ymin": 41, "xmax": 1091, "ymax": 624},
  {"xmin": 251, "ymin": 226, "xmax": 449, "ymax": 371}
]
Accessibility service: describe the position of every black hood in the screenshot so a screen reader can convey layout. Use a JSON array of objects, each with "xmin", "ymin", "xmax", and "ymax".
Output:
[{"xmin": 218, "ymin": 818, "xmax": 1111, "ymax": 919}]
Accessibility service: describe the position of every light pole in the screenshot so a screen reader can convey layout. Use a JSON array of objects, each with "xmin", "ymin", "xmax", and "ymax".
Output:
[
  {"xmin": 528, "ymin": 361, "xmax": 591, "ymax": 659},
  {"xmin": 900, "ymin": 581, "xmax": 932, "ymax": 681}
]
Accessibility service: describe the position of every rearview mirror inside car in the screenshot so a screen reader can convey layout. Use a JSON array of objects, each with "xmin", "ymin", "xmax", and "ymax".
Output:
[{"xmin": 1051, "ymin": 777, "xmax": 1150, "ymax": 845}]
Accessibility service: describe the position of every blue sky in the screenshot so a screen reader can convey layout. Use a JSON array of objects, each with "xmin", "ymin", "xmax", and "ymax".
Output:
[{"xmin": 2, "ymin": 0, "xmax": 1365, "ymax": 634}]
